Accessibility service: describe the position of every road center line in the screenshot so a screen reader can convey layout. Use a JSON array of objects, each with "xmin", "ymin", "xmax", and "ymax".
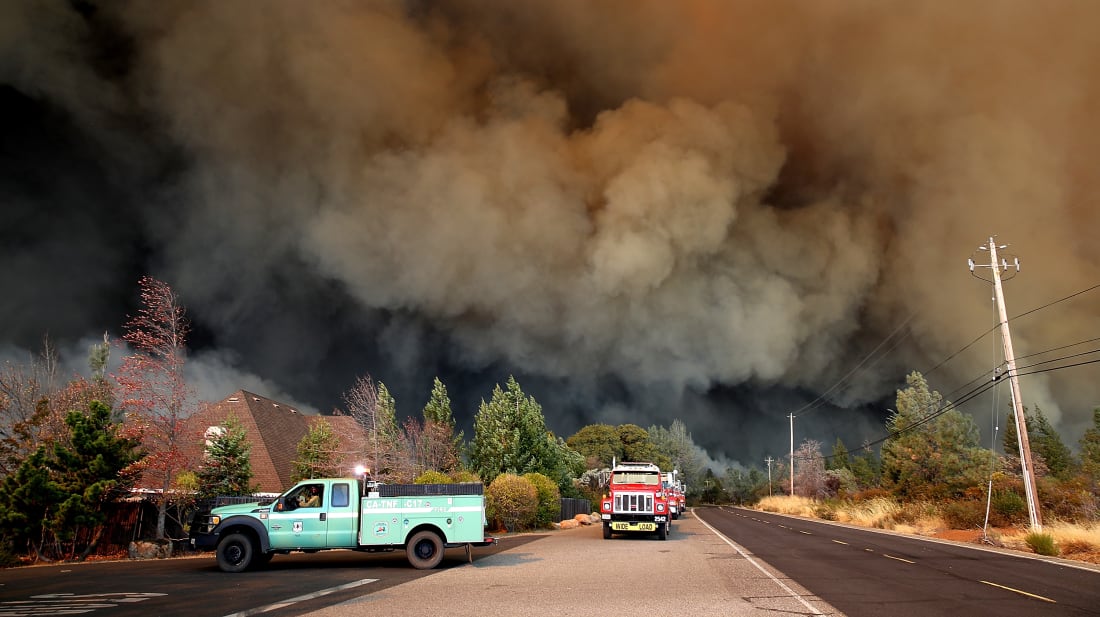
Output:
[
  {"xmin": 980, "ymin": 580, "xmax": 1056, "ymax": 603},
  {"xmin": 832, "ymin": 540, "xmax": 848, "ymax": 545},
  {"xmin": 883, "ymin": 554, "xmax": 914, "ymax": 564},
  {"xmin": 696, "ymin": 514, "xmax": 825, "ymax": 616},
  {"xmin": 221, "ymin": 578, "xmax": 378, "ymax": 617}
]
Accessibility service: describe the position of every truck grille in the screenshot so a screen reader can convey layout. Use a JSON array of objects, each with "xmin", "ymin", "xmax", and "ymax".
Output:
[{"xmin": 614, "ymin": 492, "xmax": 654, "ymax": 514}]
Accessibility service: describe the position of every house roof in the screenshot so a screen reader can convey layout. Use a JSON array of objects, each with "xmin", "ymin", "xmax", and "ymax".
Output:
[{"xmin": 185, "ymin": 390, "xmax": 366, "ymax": 494}]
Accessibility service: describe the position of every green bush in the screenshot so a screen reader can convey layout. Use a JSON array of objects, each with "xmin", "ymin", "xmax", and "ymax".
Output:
[
  {"xmin": 0, "ymin": 546, "xmax": 21, "ymax": 568},
  {"xmin": 990, "ymin": 490, "xmax": 1028, "ymax": 526},
  {"xmin": 941, "ymin": 500, "xmax": 986, "ymax": 529},
  {"xmin": 1025, "ymin": 531, "xmax": 1059, "ymax": 556},
  {"xmin": 486, "ymin": 474, "xmax": 538, "ymax": 532},
  {"xmin": 523, "ymin": 472, "xmax": 561, "ymax": 527},
  {"xmin": 414, "ymin": 471, "xmax": 452, "ymax": 484}
]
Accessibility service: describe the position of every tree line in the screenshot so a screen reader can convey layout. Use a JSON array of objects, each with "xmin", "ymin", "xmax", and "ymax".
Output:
[
  {"xmin": 3, "ymin": 277, "xmax": 1097, "ymax": 564},
  {"xmin": 0, "ymin": 277, "xmax": 712, "ymax": 564}
]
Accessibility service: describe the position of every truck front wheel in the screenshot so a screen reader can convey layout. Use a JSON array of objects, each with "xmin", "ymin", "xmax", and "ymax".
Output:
[
  {"xmin": 216, "ymin": 532, "xmax": 255, "ymax": 573},
  {"xmin": 657, "ymin": 522, "xmax": 667, "ymax": 541},
  {"xmin": 603, "ymin": 522, "xmax": 612, "ymax": 539},
  {"xmin": 406, "ymin": 530, "xmax": 444, "ymax": 569}
]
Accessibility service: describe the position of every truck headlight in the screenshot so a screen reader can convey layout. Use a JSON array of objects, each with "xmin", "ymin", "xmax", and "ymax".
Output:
[
  {"xmin": 209, "ymin": 515, "xmax": 221, "ymax": 527},
  {"xmin": 602, "ymin": 502, "xmax": 611, "ymax": 511},
  {"xmin": 657, "ymin": 504, "xmax": 665, "ymax": 512}
]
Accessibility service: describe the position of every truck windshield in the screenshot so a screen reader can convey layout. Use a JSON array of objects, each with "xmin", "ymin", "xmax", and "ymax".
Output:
[{"xmin": 612, "ymin": 472, "xmax": 660, "ymax": 485}]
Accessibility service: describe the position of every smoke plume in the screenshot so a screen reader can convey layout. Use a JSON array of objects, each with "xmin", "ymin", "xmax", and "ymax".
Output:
[{"xmin": 2, "ymin": 0, "xmax": 1098, "ymax": 465}]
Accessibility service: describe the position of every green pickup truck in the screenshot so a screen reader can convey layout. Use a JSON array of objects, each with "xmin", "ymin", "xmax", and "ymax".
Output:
[{"xmin": 189, "ymin": 477, "xmax": 494, "ymax": 572}]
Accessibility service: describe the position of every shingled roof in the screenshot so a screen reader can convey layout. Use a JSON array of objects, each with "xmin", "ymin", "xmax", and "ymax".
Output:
[{"xmin": 185, "ymin": 390, "xmax": 365, "ymax": 494}]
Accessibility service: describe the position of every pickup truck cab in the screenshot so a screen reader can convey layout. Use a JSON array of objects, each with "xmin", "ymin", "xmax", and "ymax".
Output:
[{"xmin": 190, "ymin": 476, "xmax": 494, "ymax": 572}]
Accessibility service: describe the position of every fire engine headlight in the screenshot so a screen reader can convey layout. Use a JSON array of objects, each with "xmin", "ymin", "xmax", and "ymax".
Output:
[
  {"xmin": 602, "ymin": 502, "xmax": 611, "ymax": 511},
  {"xmin": 657, "ymin": 504, "xmax": 665, "ymax": 512}
]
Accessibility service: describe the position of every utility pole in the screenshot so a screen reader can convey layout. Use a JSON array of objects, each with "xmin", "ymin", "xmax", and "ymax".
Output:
[
  {"xmin": 969, "ymin": 237, "xmax": 1042, "ymax": 530},
  {"xmin": 789, "ymin": 413, "xmax": 795, "ymax": 496},
  {"xmin": 765, "ymin": 456, "xmax": 774, "ymax": 496}
]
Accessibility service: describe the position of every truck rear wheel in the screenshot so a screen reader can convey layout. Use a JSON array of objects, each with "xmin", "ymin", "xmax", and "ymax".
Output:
[
  {"xmin": 406, "ymin": 530, "xmax": 444, "ymax": 569},
  {"xmin": 216, "ymin": 532, "xmax": 255, "ymax": 573},
  {"xmin": 603, "ymin": 522, "xmax": 612, "ymax": 539}
]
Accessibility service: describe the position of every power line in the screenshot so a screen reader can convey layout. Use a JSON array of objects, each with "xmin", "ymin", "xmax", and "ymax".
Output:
[{"xmin": 788, "ymin": 313, "xmax": 915, "ymax": 419}]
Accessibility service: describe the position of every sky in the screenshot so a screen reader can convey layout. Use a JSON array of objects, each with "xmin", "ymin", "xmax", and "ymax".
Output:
[{"xmin": 2, "ymin": 0, "xmax": 1099, "ymax": 469}]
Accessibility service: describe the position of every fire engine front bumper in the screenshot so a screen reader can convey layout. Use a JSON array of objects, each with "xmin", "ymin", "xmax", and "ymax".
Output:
[{"xmin": 601, "ymin": 514, "xmax": 668, "ymax": 531}]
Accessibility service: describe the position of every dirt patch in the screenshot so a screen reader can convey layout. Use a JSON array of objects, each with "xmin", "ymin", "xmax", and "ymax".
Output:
[{"xmin": 933, "ymin": 529, "xmax": 985, "ymax": 543}]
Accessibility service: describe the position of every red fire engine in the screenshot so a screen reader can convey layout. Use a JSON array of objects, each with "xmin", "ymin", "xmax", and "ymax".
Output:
[{"xmin": 601, "ymin": 461, "xmax": 670, "ymax": 540}]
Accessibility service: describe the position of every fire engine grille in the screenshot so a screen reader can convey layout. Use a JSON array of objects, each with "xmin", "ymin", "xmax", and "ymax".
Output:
[{"xmin": 614, "ymin": 492, "xmax": 654, "ymax": 514}]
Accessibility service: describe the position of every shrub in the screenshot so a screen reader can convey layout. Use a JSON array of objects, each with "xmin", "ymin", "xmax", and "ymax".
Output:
[
  {"xmin": 523, "ymin": 472, "xmax": 561, "ymax": 528},
  {"xmin": 941, "ymin": 500, "xmax": 986, "ymax": 529},
  {"xmin": 485, "ymin": 474, "xmax": 538, "ymax": 532},
  {"xmin": 990, "ymin": 490, "xmax": 1028, "ymax": 526},
  {"xmin": 415, "ymin": 471, "xmax": 452, "ymax": 484},
  {"xmin": 450, "ymin": 469, "xmax": 482, "ymax": 484},
  {"xmin": 1025, "ymin": 531, "xmax": 1059, "ymax": 556}
]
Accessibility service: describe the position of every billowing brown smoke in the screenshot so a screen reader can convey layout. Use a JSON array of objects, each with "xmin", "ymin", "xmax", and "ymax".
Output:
[{"xmin": 3, "ymin": 1, "xmax": 1098, "ymax": 460}]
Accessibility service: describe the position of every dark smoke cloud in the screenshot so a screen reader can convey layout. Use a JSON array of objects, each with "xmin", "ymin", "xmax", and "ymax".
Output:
[{"xmin": 2, "ymin": 0, "xmax": 1098, "ymax": 467}]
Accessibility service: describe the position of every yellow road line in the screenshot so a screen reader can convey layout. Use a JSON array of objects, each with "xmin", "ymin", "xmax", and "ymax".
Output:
[
  {"xmin": 832, "ymin": 540, "xmax": 848, "ymax": 545},
  {"xmin": 883, "ymin": 554, "xmax": 914, "ymax": 564},
  {"xmin": 980, "ymin": 580, "xmax": 1056, "ymax": 603}
]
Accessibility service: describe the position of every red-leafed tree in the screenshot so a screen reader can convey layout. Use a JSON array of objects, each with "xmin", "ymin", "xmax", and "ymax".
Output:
[{"xmin": 114, "ymin": 276, "xmax": 196, "ymax": 540}]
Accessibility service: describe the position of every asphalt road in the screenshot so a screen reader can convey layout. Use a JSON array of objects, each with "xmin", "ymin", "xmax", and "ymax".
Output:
[
  {"xmin": 0, "ymin": 540, "xmax": 524, "ymax": 617},
  {"xmin": 7, "ymin": 509, "xmax": 1095, "ymax": 617},
  {"xmin": 1, "ymin": 513, "xmax": 839, "ymax": 617},
  {"xmin": 696, "ymin": 506, "xmax": 1100, "ymax": 617}
]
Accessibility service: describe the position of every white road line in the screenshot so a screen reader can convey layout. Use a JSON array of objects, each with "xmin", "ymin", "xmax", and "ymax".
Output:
[
  {"xmin": 980, "ymin": 580, "xmax": 1057, "ymax": 603},
  {"xmin": 221, "ymin": 578, "xmax": 378, "ymax": 617},
  {"xmin": 696, "ymin": 514, "xmax": 825, "ymax": 616},
  {"xmin": 883, "ymin": 554, "xmax": 914, "ymax": 564},
  {"xmin": 832, "ymin": 540, "xmax": 848, "ymax": 545}
]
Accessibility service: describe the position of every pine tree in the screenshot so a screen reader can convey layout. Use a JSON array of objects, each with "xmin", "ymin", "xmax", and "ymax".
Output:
[
  {"xmin": 828, "ymin": 438, "xmax": 851, "ymax": 471},
  {"xmin": 49, "ymin": 401, "xmax": 143, "ymax": 560},
  {"xmin": 881, "ymin": 371, "xmax": 987, "ymax": 499},
  {"xmin": 0, "ymin": 447, "xmax": 60, "ymax": 560},
  {"xmin": 291, "ymin": 418, "xmax": 343, "ymax": 481},
  {"xmin": 469, "ymin": 376, "xmax": 554, "ymax": 484},
  {"xmin": 0, "ymin": 400, "xmax": 142, "ymax": 561},
  {"xmin": 196, "ymin": 414, "xmax": 257, "ymax": 500},
  {"xmin": 1030, "ymin": 406, "xmax": 1074, "ymax": 480},
  {"xmin": 416, "ymin": 378, "xmax": 463, "ymax": 473},
  {"xmin": 1079, "ymin": 408, "xmax": 1100, "ymax": 485}
]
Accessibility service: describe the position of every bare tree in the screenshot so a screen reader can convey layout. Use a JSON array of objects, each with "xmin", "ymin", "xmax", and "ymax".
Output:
[
  {"xmin": 114, "ymin": 276, "xmax": 197, "ymax": 541},
  {"xmin": 339, "ymin": 375, "xmax": 403, "ymax": 481},
  {"xmin": 792, "ymin": 438, "xmax": 826, "ymax": 498},
  {"xmin": 0, "ymin": 336, "xmax": 89, "ymax": 476}
]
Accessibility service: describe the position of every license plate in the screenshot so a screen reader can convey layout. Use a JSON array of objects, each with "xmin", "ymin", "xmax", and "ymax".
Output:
[{"xmin": 611, "ymin": 522, "xmax": 657, "ymax": 531}]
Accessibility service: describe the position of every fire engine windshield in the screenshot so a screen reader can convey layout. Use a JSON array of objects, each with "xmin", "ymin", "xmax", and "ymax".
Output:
[{"xmin": 612, "ymin": 472, "xmax": 661, "ymax": 485}]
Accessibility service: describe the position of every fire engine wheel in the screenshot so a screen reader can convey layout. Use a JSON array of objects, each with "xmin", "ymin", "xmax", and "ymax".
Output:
[
  {"xmin": 407, "ymin": 530, "xmax": 445, "ymax": 569},
  {"xmin": 603, "ymin": 522, "xmax": 612, "ymax": 539},
  {"xmin": 657, "ymin": 523, "xmax": 667, "ymax": 541},
  {"xmin": 216, "ymin": 532, "xmax": 255, "ymax": 573}
]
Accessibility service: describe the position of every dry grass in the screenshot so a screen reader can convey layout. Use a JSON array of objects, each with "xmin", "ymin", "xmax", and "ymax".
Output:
[
  {"xmin": 999, "ymin": 521, "xmax": 1100, "ymax": 559},
  {"xmin": 751, "ymin": 496, "xmax": 1100, "ymax": 563},
  {"xmin": 756, "ymin": 495, "xmax": 818, "ymax": 517},
  {"xmin": 833, "ymin": 497, "xmax": 900, "ymax": 527}
]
